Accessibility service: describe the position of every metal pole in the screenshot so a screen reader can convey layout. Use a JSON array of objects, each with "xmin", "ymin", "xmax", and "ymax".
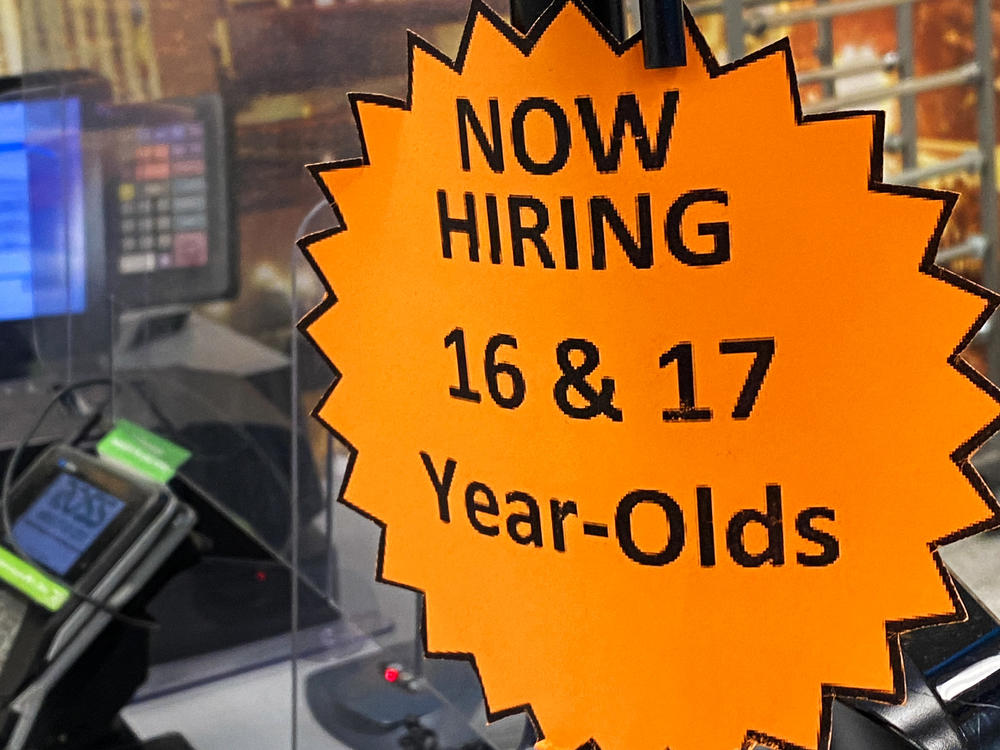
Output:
[
  {"xmin": 973, "ymin": 0, "xmax": 1000, "ymax": 379},
  {"xmin": 797, "ymin": 52, "xmax": 897, "ymax": 85},
  {"xmin": 802, "ymin": 63, "xmax": 980, "ymax": 114},
  {"xmin": 750, "ymin": 0, "xmax": 916, "ymax": 32},
  {"xmin": 689, "ymin": 0, "xmax": 773, "ymax": 17},
  {"xmin": 815, "ymin": 0, "xmax": 836, "ymax": 99},
  {"xmin": 723, "ymin": 0, "xmax": 744, "ymax": 62},
  {"xmin": 938, "ymin": 235, "xmax": 989, "ymax": 266},
  {"xmin": 895, "ymin": 0, "xmax": 918, "ymax": 169},
  {"xmin": 895, "ymin": 150, "xmax": 982, "ymax": 185},
  {"xmin": 640, "ymin": 0, "xmax": 687, "ymax": 68}
]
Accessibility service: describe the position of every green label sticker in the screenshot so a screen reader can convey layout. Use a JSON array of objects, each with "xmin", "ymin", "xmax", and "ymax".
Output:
[
  {"xmin": 0, "ymin": 546, "xmax": 69, "ymax": 611},
  {"xmin": 97, "ymin": 419, "xmax": 191, "ymax": 484}
]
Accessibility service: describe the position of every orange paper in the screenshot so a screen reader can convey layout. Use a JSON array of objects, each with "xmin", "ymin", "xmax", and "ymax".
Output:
[{"xmin": 300, "ymin": 4, "xmax": 1000, "ymax": 748}]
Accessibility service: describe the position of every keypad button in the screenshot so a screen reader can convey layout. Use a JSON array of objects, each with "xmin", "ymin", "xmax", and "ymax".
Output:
[
  {"xmin": 172, "ymin": 195, "xmax": 203, "ymax": 213},
  {"xmin": 174, "ymin": 213, "xmax": 207, "ymax": 231},
  {"xmin": 171, "ymin": 160, "xmax": 204, "ymax": 177},
  {"xmin": 139, "ymin": 181, "xmax": 169, "ymax": 199},
  {"xmin": 171, "ymin": 176, "xmax": 206, "ymax": 195},
  {"xmin": 120, "ymin": 253, "xmax": 155, "ymax": 273},
  {"xmin": 173, "ymin": 232, "xmax": 208, "ymax": 267}
]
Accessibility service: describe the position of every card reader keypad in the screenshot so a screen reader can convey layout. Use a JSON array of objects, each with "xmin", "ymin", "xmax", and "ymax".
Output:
[{"xmin": 115, "ymin": 123, "xmax": 209, "ymax": 276}]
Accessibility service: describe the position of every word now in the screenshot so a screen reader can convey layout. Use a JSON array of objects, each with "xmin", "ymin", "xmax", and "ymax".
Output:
[
  {"xmin": 457, "ymin": 92, "xmax": 679, "ymax": 175},
  {"xmin": 421, "ymin": 453, "xmax": 840, "ymax": 568}
]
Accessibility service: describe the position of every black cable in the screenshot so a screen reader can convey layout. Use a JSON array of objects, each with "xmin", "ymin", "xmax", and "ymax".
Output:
[{"xmin": 0, "ymin": 377, "xmax": 159, "ymax": 631}]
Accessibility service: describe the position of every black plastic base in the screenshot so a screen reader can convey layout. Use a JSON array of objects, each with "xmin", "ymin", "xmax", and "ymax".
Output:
[{"xmin": 306, "ymin": 643, "xmax": 534, "ymax": 750}]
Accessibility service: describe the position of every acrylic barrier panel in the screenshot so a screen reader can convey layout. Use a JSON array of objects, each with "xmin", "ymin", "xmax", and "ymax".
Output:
[{"xmin": 14, "ymin": 29, "xmax": 308, "ymax": 721}]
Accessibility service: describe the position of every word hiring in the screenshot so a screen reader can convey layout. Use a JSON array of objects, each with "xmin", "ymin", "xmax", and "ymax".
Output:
[
  {"xmin": 438, "ymin": 93, "xmax": 732, "ymax": 270},
  {"xmin": 421, "ymin": 453, "xmax": 840, "ymax": 568}
]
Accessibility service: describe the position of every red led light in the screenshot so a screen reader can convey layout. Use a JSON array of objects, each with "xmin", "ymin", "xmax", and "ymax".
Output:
[
  {"xmin": 384, "ymin": 667, "xmax": 400, "ymax": 683},
  {"xmin": 255, "ymin": 571, "xmax": 267, "ymax": 582}
]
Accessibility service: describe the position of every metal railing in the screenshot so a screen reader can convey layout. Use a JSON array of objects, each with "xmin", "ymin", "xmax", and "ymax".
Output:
[
  {"xmin": 693, "ymin": 0, "xmax": 1000, "ymax": 374},
  {"xmin": 796, "ymin": 52, "xmax": 898, "ymax": 85},
  {"xmin": 800, "ymin": 63, "xmax": 981, "ymax": 114}
]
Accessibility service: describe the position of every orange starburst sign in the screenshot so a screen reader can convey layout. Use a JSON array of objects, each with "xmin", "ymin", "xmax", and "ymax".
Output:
[{"xmin": 299, "ymin": 3, "xmax": 1000, "ymax": 748}]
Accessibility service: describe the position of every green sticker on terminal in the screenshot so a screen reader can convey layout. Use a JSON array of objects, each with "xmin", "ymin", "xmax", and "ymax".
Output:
[
  {"xmin": 97, "ymin": 419, "xmax": 191, "ymax": 484},
  {"xmin": 0, "ymin": 546, "xmax": 69, "ymax": 611}
]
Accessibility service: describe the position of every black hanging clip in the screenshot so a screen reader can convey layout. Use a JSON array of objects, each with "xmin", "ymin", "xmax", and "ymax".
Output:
[
  {"xmin": 639, "ymin": 0, "xmax": 687, "ymax": 68},
  {"xmin": 511, "ymin": 0, "xmax": 625, "ymax": 39},
  {"xmin": 509, "ymin": 0, "xmax": 686, "ymax": 70}
]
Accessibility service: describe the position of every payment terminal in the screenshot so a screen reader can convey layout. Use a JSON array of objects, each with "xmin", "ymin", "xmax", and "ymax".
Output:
[{"xmin": 0, "ymin": 445, "xmax": 195, "ymax": 750}]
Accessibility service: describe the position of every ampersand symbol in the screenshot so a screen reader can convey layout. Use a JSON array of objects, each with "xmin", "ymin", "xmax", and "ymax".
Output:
[{"xmin": 553, "ymin": 338, "xmax": 623, "ymax": 422}]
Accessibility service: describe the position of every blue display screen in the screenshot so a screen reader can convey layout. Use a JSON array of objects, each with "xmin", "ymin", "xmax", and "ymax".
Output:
[
  {"xmin": 0, "ymin": 97, "xmax": 86, "ymax": 322},
  {"xmin": 13, "ymin": 473, "xmax": 124, "ymax": 576}
]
